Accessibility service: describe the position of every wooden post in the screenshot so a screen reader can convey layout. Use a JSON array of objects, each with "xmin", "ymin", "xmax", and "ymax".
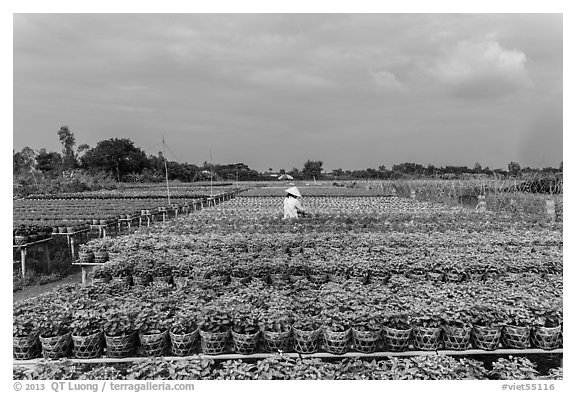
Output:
[
  {"xmin": 20, "ymin": 248, "xmax": 27, "ymax": 280},
  {"xmin": 81, "ymin": 266, "xmax": 88, "ymax": 285},
  {"xmin": 70, "ymin": 236, "xmax": 76, "ymax": 261}
]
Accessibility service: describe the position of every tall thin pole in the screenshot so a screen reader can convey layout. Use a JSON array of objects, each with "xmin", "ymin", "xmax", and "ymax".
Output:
[
  {"xmin": 209, "ymin": 148, "xmax": 213, "ymax": 198},
  {"xmin": 162, "ymin": 136, "xmax": 171, "ymax": 205}
]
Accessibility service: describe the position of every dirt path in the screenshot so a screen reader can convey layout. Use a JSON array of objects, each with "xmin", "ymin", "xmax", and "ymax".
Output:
[{"xmin": 13, "ymin": 271, "xmax": 83, "ymax": 304}]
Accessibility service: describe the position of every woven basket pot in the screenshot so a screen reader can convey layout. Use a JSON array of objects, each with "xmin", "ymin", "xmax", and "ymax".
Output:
[
  {"xmin": 105, "ymin": 332, "xmax": 136, "ymax": 358},
  {"xmin": 370, "ymin": 274, "xmax": 391, "ymax": 285},
  {"xmin": 132, "ymin": 275, "xmax": 151, "ymax": 287},
  {"xmin": 531, "ymin": 325, "xmax": 562, "ymax": 350},
  {"xmin": 230, "ymin": 275, "xmax": 250, "ymax": 285},
  {"xmin": 78, "ymin": 251, "xmax": 94, "ymax": 263},
  {"xmin": 412, "ymin": 326, "xmax": 442, "ymax": 350},
  {"xmin": 471, "ymin": 325, "xmax": 502, "ymax": 350},
  {"xmin": 139, "ymin": 330, "xmax": 169, "ymax": 357},
  {"xmin": 111, "ymin": 276, "xmax": 131, "ymax": 287},
  {"xmin": 262, "ymin": 329, "xmax": 292, "ymax": 352},
  {"xmin": 170, "ymin": 328, "xmax": 199, "ymax": 357},
  {"xmin": 309, "ymin": 274, "xmax": 328, "ymax": 284},
  {"xmin": 250, "ymin": 276, "xmax": 268, "ymax": 287},
  {"xmin": 173, "ymin": 277, "xmax": 190, "ymax": 289},
  {"xmin": 407, "ymin": 271, "xmax": 427, "ymax": 280},
  {"xmin": 13, "ymin": 335, "xmax": 40, "ymax": 360},
  {"xmin": 269, "ymin": 273, "xmax": 287, "ymax": 286},
  {"xmin": 293, "ymin": 327, "xmax": 322, "ymax": 354},
  {"xmin": 152, "ymin": 276, "xmax": 172, "ymax": 285},
  {"xmin": 445, "ymin": 271, "xmax": 465, "ymax": 283},
  {"xmin": 92, "ymin": 276, "xmax": 111, "ymax": 286},
  {"xmin": 231, "ymin": 330, "xmax": 260, "ymax": 355},
  {"xmin": 501, "ymin": 325, "xmax": 531, "ymax": 349},
  {"xmin": 14, "ymin": 235, "xmax": 28, "ymax": 245},
  {"xmin": 442, "ymin": 325, "xmax": 471, "ymax": 351},
  {"xmin": 289, "ymin": 275, "xmax": 307, "ymax": 283},
  {"xmin": 94, "ymin": 251, "xmax": 109, "ymax": 263},
  {"xmin": 322, "ymin": 328, "xmax": 351, "ymax": 355},
  {"xmin": 348, "ymin": 275, "xmax": 366, "ymax": 285},
  {"xmin": 467, "ymin": 271, "xmax": 485, "ymax": 281},
  {"xmin": 351, "ymin": 327, "xmax": 381, "ymax": 353},
  {"xmin": 426, "ymin": 271, "xmax": 444, "ymax": 282},
  {"xmin": 328, "ymin": 274, "xmax": 346, "ymax": 283},
  {"xmin": 199, "ymin": 329, "xmax": 229, "ymax": 355},
  {"xmin": 381, "ymin": 326, "xmax": 412, "ymax": 352},
  {"xmin": 39, "ymin": 332, "xmax": 72, "ymax": 360},
  {"xmin": 72, "ymin": 331, "xmax": 103, "ymax": 359}
]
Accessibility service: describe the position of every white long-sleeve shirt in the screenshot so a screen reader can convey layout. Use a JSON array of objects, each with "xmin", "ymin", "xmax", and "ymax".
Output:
[{"xmin": 283, "ymin": 197, "xmax": 304, "ymax": 219}]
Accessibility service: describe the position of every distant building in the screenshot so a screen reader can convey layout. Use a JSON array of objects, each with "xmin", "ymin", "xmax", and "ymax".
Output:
[{"xmin": 278, "ymin": 174, "xmax": 294, "ymax": 180}]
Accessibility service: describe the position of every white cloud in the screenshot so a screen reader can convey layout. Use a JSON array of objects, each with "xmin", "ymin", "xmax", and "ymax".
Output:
[
  {"xmin": 431, "ymin": 40, "xmax": 532, "ymax": 98},
  {"xmin": 369, "ymin": 69, "xmax": 406, "ymax": 92}
]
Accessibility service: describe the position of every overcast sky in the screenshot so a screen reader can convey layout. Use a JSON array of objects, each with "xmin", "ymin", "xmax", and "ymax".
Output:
[{"xmin": 13, "ymin": 13, "xmax": 562, "ymax": 171}]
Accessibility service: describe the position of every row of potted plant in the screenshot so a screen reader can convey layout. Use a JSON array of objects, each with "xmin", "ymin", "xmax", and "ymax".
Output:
[{"xmin": 13, "ymin": 276, "xmax": 562, "ymax": 360}]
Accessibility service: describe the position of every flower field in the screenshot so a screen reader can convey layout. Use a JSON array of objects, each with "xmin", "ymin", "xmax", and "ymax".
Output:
[{"xmin": 13, "ymin": 186, "xmax": 563, "ymax": 379}]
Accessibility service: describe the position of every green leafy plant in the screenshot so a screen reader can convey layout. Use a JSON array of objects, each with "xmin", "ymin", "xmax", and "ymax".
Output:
[
  {"xmin": 70, "ymin": 310, "xmax": 102, "ymax": 336},
  {"xmin": 198, "ymin": 306, "xmax": 231, "ymax": 333},
  {"xmin": 103, "ymin": 307, "xmax": 136, "ymax": 337},
  {"xmin": 13, "ymin": 314, "xmax": 39, "ymax": 338},
  {"xmin": 170, "ymin": 311, "xmax": 198, "ymax": 335}
]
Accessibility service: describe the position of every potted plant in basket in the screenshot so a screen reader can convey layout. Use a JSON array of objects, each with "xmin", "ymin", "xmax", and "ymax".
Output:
[
  {"xmin": 381, "ymin": 312, "xmax": 412, "ymax": 352},
  {"xmin": 107, "ymin": 261, "xmax": 133, "ymax": 287},
  {"xmin": 135, "ymin": 305, "xmax": 171, "ymax": 357},
  {"xmin": 411, "ymin": 309, "xmax": 443, "ymax": 351},
  {"xmin": 92, "ymin": 265, "xmax": 111, "ymax": 285},
  {"xmin": 292, "ymin": 312, "xmax": 322, "ymax": 354},
  {"xmin": 198, "ymin": 306, "xmax": 231, "ymax": 355},
  {"xmin": 38, "ymin": 307, "xmax": 73, "ymax": 360},
  {"xmin": 77, "ymin": 244, "xmax": 94, "ymax": 263},
  {"xmin": 13, "ymin": 314, "xmax": 41, "ymax": 360},
  {"xmin": 151, "ymin": 261, "xmax": 173, "ymax": 284},
  {"xmin": 70, "ymin": 309, "xmax": 103, "ymax": 359},
  {"xmin": 231, "ymin": 306, "xmax": 261, "ymax": 354},
  {"xmin": 170, "ymin": 310, "xmax": 199, "ymax": 356},
  {"xmin": 172, "ymin": 261, "xmax": 194, "ymax": 289},
  {"xmin": 470, "ymin": 304, "xmax": 505, "ymax": 350},
  {"xmin": 531, "ymin": 307, "xmax": 562, "ymax": 350},
  {"xmin": 441, "ymin": 308, "xmax": 473, "ymax": 350},
  {"xmin": 350, "ymin": 308, "xmax": 382, "ymax": 353},
  {"xmin": 103, "ymin": 306, "xmax": 137, "ymax": 358},
  {"xmin": 132, "ymin": 260, "xmax": 153, "ymax": 287},
  {"xmin": 321, "ymin": 310, "xmax": 352, "ymax": 355},
  {"xmin": 259, "ymin": 308, "xmax": 293, "ymax": 353},
  {"xmin": 501, "ymin": 305, "xmax": 533, "ymax": 349}
]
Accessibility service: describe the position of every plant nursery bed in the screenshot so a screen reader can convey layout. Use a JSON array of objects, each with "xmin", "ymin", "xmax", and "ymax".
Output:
[{"xmin": 12, "ymin": 348, "xmax": 562, "ymax": 367}]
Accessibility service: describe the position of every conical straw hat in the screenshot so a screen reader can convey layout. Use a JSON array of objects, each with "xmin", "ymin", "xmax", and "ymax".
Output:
[{"xmin": 285, "ymin": 187, "xmax": 302, "ymax": 197}]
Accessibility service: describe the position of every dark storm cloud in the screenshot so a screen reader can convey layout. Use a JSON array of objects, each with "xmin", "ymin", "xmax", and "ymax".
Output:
[{"xmin": 13, "ymin": 14, "xmax": 562, "ymax": 170}]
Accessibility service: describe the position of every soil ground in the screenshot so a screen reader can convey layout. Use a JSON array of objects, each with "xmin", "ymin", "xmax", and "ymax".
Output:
[{"xmin": 13, "ymin": 270, "xmax": 83, "ymax": 304}]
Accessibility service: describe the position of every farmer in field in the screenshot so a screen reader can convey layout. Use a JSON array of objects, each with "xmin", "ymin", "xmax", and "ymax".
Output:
[{"xmin": 283, "ymin": 187, "xmax": 307, "ymax": 219}]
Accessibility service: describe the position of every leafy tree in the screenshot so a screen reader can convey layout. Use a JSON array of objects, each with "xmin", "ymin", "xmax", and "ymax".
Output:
[
  {"xmin": 302, "ymin": 160, "xmax": 323, "ymax": 180},
  {"xmin": 13, "ymin": 147, "xmax": 36, "ymax": 175},
  {"xmin": 58, "ymin": 126, "xmax": 77, "ymax": 170},
  {"xmin": 508, "ymin": 161, "xmax": 521, "ymax": 177},
  {"xmin": 35, "ymin": 149, "xmax": 62, "ymax": 173},
  {"xmin": 81, "ymin": 138, "xmax": 149, "ymax": 181}
]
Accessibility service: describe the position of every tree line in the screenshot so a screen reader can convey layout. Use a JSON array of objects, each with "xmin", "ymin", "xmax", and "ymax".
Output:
[{"xmin": 13, "ymin": 127, "xmax": 563, "ymax": 192}]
